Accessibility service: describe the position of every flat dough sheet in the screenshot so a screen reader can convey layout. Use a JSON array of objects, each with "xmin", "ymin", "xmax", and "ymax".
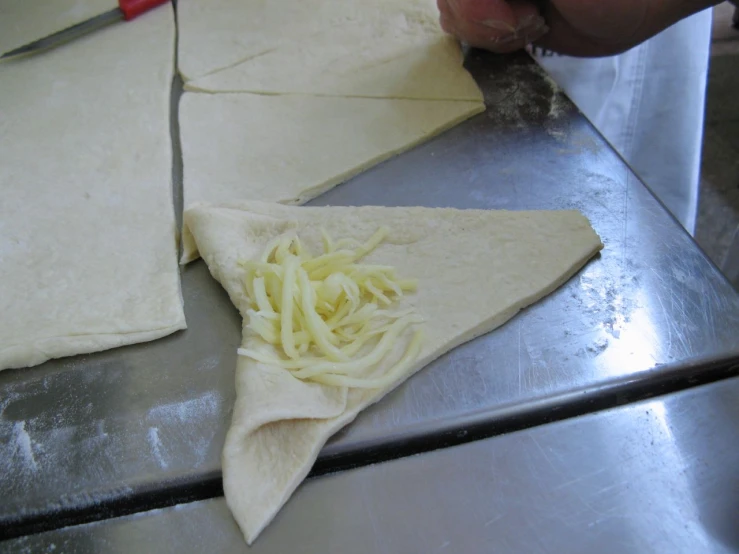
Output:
[
  {"xmin": 0, "ymin": 0, "xmax": 115, "ymax": 54},
  {"xmin": 177, "ymin": 0, "xmax": 482, "ymax": 101},
  {"xmin": 177, "ymin": 0, "xmax": 484, "ymax": 213},
  {"xmin": 0, "ymin": 7, "xmax": 186, "ymax": 371},
  {"xmin": 180, "ymin": 93, "xmax": 483, "ymax": 212},
  {"xmin": 182, "ymin": 200, "xmax": 604, "ymax": 544}
]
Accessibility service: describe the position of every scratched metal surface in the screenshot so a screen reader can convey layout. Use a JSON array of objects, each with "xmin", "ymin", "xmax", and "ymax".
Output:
[
  {"xmin": 2, "ymin": 51, "xmax": 739, "ymax": 527},
  {"xmin": 6, "ymin": 378, "xmax": 738, "ymax": 554}
]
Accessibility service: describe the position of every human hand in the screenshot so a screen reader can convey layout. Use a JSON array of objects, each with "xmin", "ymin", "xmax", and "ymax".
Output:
[{"xmin": 437, "ymin": 0, "xmax": 720, "ymax": 56}]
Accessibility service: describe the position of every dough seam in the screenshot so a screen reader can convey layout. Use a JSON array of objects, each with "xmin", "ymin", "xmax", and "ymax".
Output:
[
  {"xmin": 183, "ymin": 84, "xmax": 484, "ymax": 102},
  {"xmin": 1, "ymin": 322, "xmax": 187, "ymax": 347}
]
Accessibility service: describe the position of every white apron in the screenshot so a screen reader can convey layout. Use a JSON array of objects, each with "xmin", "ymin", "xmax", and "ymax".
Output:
[{"xmin": 533, "ymin": 10, "xmax": 714, "ymax": 235}]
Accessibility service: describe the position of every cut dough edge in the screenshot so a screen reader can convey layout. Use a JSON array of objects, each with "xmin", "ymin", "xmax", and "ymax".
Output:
[
  {"xmin": 182, "ymin": 200, "xmax": 604, "ymax": 544},
  {"xmin": 0, "ymin": 323, "xmax": 187, "ymax": 372},
  {"xmin": 183, "ymin": 33, "xmax": 483, "ymax": 102}
]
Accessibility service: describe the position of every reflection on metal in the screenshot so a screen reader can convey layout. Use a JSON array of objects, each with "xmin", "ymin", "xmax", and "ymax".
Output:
[
  {"xmin": 7, "ymin": 378, "xmax": 739, "ymax": 553},
  {"xmin": 597, "ymin": 287, "xmax": 660, "ymax": 376}
]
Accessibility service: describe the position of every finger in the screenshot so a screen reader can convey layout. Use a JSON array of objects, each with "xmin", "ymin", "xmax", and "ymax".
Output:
[
  {"xmin": 437, "ymin": 0, "xmax": 453, "ymax": 19},
  {"xmin": 439, "ymin": 13, "xmax": 455, "ymax": 34},
  {"xmin": 500, "ymin": 0, "xmax": 542, "ymax": 30},
  {"xmin": 446, "ymin": 13, "xmax": 549, "ymax": 52},
  {"xmin": 439, "ymin": 0, "xmax": 548, "ymax": 53},
  {"xmin": 444, "ymin": 0, "xmax": 540, "ymax": 31},
  {"xmin": 446, "ymin": 0, "xmax": 517, "ymax": 28},
  {"xmin": 462, "ymin": 21, "xmax": 549, "ymax": 53}
]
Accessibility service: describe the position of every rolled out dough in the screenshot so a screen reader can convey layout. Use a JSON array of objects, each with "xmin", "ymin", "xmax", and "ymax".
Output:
[
  {"xmin": 179, "ymin": 93, "xmax": 484, "ymax": 216},
  {"xmin": 177, "ymin": 0, "xmax": 484, "ymax": 214},
  {"xmin": 0, "ymin": 7, "xmax": 185, "ymax": 371},
  {"xmin": 0, "ymin": 0, "xmax": 115, "ymax": 55},
  {"xmin": 182, "ymin": 200, "xmax": 604, "ymax": 544},
  {"xmin": 177, "ymin": 0, "xmax": 481, "ymax": 101}
]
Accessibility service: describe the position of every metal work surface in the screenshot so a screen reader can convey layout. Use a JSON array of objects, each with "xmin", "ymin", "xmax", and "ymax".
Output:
[
  {"xmin": 6, "ymin": 378, "xmax": 738, "ymax": 554},
  {"xmin": 2, "ymin": 51, "xmax": 739, "ymax": 533}
]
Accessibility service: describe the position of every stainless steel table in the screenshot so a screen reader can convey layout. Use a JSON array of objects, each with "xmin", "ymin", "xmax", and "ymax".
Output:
[
  {"xmin": 5, "ymin": 377, "xmax": 737, "ymax": 553},
  {"xmin": 2, "ymin": 50, "xmax": 738, "ymax": 540}
]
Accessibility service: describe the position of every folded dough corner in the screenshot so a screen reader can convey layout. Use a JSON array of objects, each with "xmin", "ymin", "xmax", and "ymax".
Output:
[{"xmin": 182, "ymin": 200, "xmax": 603, "ymax": 544}]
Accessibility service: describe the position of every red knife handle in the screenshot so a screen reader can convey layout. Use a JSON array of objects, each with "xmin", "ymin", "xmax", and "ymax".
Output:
[{"xmin": 119, "ymin": 0, "xmax": 169, "ymax": 20}]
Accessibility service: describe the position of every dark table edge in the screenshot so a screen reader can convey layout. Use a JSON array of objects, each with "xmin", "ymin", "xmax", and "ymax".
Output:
[{"xmin": 2, "ymin": 353, "xmax": 737, "ymax": 542}]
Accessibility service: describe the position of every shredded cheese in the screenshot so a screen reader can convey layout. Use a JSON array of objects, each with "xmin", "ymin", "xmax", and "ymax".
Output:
[{"xmin": 236, "ymin": 227, "xmax": 423, "ymax": 388}]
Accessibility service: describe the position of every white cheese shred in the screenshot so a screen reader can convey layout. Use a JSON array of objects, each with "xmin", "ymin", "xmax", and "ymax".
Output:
[{"xmin": 236, "ymin": 227, "xmax": 423, "ymax": 388}]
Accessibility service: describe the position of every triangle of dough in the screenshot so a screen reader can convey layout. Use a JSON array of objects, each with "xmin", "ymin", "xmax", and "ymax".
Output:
[
  {"xmin": 182, "ymin": 201, "xmax": 603, "ymax": 544},
  {"xmin": 177, "ymin": 0, "xmax": 358, "ymax": 82},
  {"xmin": 184, "ymin": 22, "xmax": 482, "ymax": 101},
  {"xmin": 178, "ymin": 0, "xmax": 480, "ymax": 101},
  {"xmin": 180, "ymin": 93, "xmax": 484, "ymax": 209}
]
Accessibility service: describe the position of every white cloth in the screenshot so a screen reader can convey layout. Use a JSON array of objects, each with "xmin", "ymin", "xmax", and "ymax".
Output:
[{"xmin": 534, "ymin": 10, "xmax": 713, "ymax": 235}]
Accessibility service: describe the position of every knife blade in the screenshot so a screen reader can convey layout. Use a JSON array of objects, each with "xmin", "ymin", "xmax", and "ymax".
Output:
[{"xmin": 1, "ymin": 0, "xmax": 170, "ymax": 61}]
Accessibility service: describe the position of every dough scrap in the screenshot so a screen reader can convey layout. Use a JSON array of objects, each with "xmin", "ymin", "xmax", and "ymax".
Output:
[
  {"xmin": 182, "ymin": 200, "xmax": 603, "ymax": 543},
  {"xmin": 177, "ymin": 0, "xmax": 481, "ymax": 101},
  {"xmin": 179, "ymin": 93, "xmax": 484, "ymax": 216},
  {"xmin": 0, "ymin": 7, "xmax": 186, "ymax": 371}
]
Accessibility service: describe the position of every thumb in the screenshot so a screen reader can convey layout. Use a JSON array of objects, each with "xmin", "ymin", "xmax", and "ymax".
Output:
[{"xmin": 439, "ymin": 0, "xmax": 548, "ymax": 53}]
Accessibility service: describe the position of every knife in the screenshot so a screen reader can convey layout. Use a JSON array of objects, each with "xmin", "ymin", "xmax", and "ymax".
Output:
[{"xmin": 1, "ymin": 0, "xmax": 170, "ymax": 61}]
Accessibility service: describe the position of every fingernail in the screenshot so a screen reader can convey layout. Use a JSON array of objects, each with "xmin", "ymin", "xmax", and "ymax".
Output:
[
  {"xmin": 484, "ymin": 15, "xmax": 546, "ymax": 45},
  {"xmin": 480, "ymin": 19, "xmax": 516, "ymax": 33},
  {"xmin": 518, "ymin": 16, "xmax": 546, "ymax": 33},
  {"xmin": 517, "ymin": 17, "xmax": 547, "ymax": 39},
  {"xmin": 496, "ymin": 33, "xmax": 521, "ymax": 45},
  {"xmin": 517, "ymin": 14, "xmax": 539, "ymax": 28}
]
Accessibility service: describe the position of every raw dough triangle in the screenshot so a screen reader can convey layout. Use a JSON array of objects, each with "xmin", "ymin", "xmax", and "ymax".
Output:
[
  {"xmin": 180, "ymin": 93, "xmax": 484, "ymax": 209},
  {"xmin": 178, "ymin": 0, "xmax": 480, "ymax": 101},
  {"xmin": 183, "ymin": 201, "xmax": 603, "ymax": 544},
  {"xmin": 184, "ymin": 21, "xmax": 482, "ymax": 101},
  {"xmin": 177, "ymin": 0, "xmax": 485, "ymax": 211},
  {"xmin": 177, "ymin": 0, "xmax": 355, "ymax": 82}
]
